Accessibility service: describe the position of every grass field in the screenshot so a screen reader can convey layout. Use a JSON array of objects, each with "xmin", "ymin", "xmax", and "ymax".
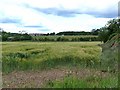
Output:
[
  {"xmin": 2, "ymin": 42, "xmax": 118, "ymax": 88},
  {"xmin": 2, "ymin": 42, "xmax": 101, "ymax": 73}
]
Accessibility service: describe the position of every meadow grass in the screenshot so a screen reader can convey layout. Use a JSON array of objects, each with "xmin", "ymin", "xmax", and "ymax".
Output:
[
  {"xmin": 2, "ymin": 42, "xmax": 118, "ymax": 88},
  {"xmin": 2, "ymin": 42, "xmax": 101, "ymax": 73}
]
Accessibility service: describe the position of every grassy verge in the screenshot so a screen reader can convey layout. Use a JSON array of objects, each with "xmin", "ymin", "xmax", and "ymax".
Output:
[{"xmin": 44, "ymin": 75, "xmax": 118, "ymax": 88}]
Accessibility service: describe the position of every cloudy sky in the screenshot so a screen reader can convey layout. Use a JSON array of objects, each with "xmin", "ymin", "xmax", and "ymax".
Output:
[{"xmin": 0, "ymin": 0, "xmax": 119, "ymax": 33}]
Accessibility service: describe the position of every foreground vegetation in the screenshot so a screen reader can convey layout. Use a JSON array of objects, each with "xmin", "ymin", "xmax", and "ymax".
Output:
[
  {"xmin": 2, "ymin": 41, "xmax": 118, "ymax": 88},
  {"xmin": 2, "ymin": 18, "xmax": 119, "ymax": 88},
  {"xmin": 45, "ymin": 74, "xmax": 118, "ymax": 88},
  {"xmin": 2, "ymin": 42, "xmax": 101, "ymax": 73}
]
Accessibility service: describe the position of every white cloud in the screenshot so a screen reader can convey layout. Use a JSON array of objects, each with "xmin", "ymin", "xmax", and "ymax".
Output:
[{"xmin": 0, "ymin": 0, "xmax": 119, "ymax": 33}]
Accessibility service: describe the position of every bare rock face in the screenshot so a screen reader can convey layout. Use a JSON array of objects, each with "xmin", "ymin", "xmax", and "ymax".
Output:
[{"xmin": 100, "ymin": 34, "xmax": 120, "ymax": 72}]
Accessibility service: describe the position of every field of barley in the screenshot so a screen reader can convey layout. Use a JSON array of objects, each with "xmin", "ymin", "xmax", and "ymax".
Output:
[{"xmin": 2, "ymin": 42, "xmax": 118, "ymax": 88}]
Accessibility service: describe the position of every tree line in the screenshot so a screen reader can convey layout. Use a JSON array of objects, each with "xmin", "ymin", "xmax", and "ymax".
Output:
[
  {"xmin": 0, "ymin": 18, "xmax": 119, "ymax": 42},
  {"xmin": 0, "ymin": 31, "xmax": 32, "ymax": 41},
  {"xmin": 0, "ymin": 31, "xmax": 99, "ymax": 42},
  {"xmin": 44, "ymin": 30, "xmax": 100, "ymax": 36}
]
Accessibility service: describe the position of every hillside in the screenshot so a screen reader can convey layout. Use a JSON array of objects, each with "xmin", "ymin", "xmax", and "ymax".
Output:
[{"xmin": 100, "ymin": 34, "xmax": 120, "ymax": 71}]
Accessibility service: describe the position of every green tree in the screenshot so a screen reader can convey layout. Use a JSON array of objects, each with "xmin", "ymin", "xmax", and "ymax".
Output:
[
  {"xmin": 98, "ymin": 27, "xmax": 109, "ymax": 43},
  {"xmin": 98, "ymin": 19, "xmax": 120, "ymax": 43}
]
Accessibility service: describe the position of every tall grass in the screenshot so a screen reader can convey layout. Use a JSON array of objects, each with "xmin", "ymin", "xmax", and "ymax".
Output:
[{"xmin": 2, "ymin": 42, "xmax": 101, "ymax": 73}]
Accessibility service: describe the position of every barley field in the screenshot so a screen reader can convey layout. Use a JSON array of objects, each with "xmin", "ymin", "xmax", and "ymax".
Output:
[{"xmin": 2, "ymin": 42, "xmax": 118, "ymax": 88}]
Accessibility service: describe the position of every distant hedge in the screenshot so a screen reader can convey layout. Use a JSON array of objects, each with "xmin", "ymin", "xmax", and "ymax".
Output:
[
  {"xmin": 1, "ymin": 31, "xmax": 100, "ymax": 42},
  {"xmin": 32, "ymin": 36, "xmax": 100, "ymax": 42}
]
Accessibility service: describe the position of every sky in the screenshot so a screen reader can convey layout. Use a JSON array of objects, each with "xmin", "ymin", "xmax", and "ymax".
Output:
[{"xmin": 0, "ymin": 0, "xmax": 119, "ymax": 33}]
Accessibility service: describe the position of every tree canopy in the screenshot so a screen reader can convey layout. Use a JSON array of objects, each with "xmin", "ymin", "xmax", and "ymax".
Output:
[{"xmin": 98, "ymin": 19, "xmax": 120, "ymax": 43}]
